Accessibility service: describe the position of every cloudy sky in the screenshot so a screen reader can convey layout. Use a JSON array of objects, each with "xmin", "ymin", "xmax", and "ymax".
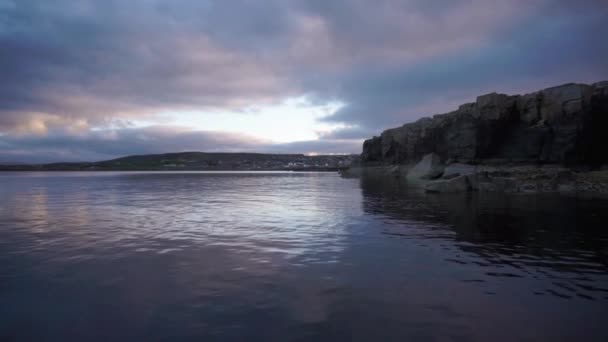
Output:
[{"xmin": 1, "ymin": 0, "xmax": 606, "ymax": 162}]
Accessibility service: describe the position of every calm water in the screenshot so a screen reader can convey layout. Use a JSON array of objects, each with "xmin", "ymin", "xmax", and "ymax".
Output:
[{"xmin": 1, "ymin": 172, "xmax": 607, "ymax": 341}]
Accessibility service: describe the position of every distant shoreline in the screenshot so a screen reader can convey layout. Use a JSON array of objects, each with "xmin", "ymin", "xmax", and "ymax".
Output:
[
  {"xmin": 0, "ymin": 168, "xmax": 345, "ymax": 172},
  {"xmin": 0, "ymin": 151, "xmax": 358, "ymax": 172}
]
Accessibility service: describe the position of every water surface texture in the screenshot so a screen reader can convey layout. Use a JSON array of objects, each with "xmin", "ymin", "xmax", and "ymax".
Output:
[{"xmin": 1, "ymin": 172, "xmax": 607, "ymax": 341}]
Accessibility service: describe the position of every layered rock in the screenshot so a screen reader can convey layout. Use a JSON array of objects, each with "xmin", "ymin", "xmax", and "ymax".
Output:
[{"xmin": 361, "ymin": 81, "xmax": 608, "ymax": 167}]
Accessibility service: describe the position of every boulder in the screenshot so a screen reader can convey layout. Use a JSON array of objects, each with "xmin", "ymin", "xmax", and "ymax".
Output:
[
  {"xmin": 386, "ymin": 165, "xmax": 401, "ymax": 177},
  {"xmin": 407, "ymin": 153, "xmax": 444, "ymax": 180}
]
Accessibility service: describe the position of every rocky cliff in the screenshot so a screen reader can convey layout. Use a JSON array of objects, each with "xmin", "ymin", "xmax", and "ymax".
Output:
[{"xmin": 362, "ymin": 81, "xmax": 608, "ymax": 167}]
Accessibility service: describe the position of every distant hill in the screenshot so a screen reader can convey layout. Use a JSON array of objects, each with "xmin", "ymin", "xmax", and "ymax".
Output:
[{"xmin": 0, "ymin": 152, "xmax": 358, "ymax": 171}]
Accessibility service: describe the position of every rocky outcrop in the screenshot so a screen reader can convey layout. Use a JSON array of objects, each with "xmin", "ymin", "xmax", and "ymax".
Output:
[
  {"xmin": 361, "ymin": 81, "xmax": 608, "ymax": 167},
  {"xmin": 357, "ymin": 81, "xmax": 608, "ymax": 194},
  {"xmin": 423, "ymin": 165, "xmax": 608, "ymax": 194}
]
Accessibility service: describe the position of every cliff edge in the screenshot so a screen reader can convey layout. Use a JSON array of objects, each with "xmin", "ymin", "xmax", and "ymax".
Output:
[{"xmin": 354, "ymin": 81, "xmax": 608, "ymax": 194}]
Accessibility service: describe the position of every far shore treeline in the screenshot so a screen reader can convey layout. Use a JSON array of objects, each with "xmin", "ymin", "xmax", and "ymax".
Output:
[{"xmin": 0, "ymin": 152, "xmax": 358, "ymax": 172}]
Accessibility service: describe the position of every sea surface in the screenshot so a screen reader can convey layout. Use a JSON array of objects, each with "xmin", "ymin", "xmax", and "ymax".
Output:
[{"xmin": 1, "ymin": 171, "xmax": 607, "ymax": 341}]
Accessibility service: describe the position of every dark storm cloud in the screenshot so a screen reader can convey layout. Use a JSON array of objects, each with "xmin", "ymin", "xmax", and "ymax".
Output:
[
  {"xmin": 0, "ymin": 0, "xmax": 291, "ymax": 119},
  {"xmin": 315, "ymin": 0, "xmax": 608, "ymax": 134},
  {"xmin": 1, "ymin": 0, "xmax": 607, "ymax": 161}
]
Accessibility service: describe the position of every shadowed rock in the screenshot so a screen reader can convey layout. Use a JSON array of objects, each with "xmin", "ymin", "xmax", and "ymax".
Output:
[
  {"xmin": 357, "ymin": 81, "xmax": 608, "ymax": 194},
  {"xmin": 425, "ymin": 175, "xmax": 471, "ymax": 193},
  {"xmin": 407, "ymin": 153, "xmax": 444, "ymax": 180},
  {"xmin": 361, "ymin": 81, "xmax": 608, "ymax": 167}
]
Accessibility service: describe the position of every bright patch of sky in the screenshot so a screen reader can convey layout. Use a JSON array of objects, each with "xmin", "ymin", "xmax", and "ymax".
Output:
[{"xmin": 134, "ymin": 97, "xmax": 347, "ymax": 143}]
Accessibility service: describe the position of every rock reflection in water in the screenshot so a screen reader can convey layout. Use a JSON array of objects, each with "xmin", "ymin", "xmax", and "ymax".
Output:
[{"xmin": 359, "ymin": 175, "xmax": 608, "ymax": 301}]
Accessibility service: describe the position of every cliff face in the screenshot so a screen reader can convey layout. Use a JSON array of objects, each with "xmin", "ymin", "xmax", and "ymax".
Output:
[{"xmin": 361, "ymin": 81, "xmax": 608, "ymax": 167}]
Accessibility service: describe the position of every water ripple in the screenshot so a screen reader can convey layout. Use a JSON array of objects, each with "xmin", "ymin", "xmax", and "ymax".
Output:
[{"xmin": 1, "ymin": 171, "xmax": 608, "ymax": 341}]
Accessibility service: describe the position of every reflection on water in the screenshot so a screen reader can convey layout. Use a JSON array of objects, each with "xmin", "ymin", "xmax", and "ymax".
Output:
[
  {"xmin": 1, "ymin": 172, "xmax": 607, "ymax": 341},
  {"xmin": 360, "ymin": 177, "xmax": 608, "ymax": 298}
]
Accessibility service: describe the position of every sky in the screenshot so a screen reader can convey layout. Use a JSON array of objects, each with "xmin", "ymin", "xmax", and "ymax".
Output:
[{"xmin": 0, "ymin": 0, "xmax": 607, "ymax": 163}]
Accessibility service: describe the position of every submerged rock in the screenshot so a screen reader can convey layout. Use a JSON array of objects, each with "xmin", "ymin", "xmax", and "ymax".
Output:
[
  {"xmin": 425, "ymin": 175, "xmax": 471, "ymax": 193},
  {"xmin": 441, "ymin": 163, "xmax": 476, "ymax": 179}
]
